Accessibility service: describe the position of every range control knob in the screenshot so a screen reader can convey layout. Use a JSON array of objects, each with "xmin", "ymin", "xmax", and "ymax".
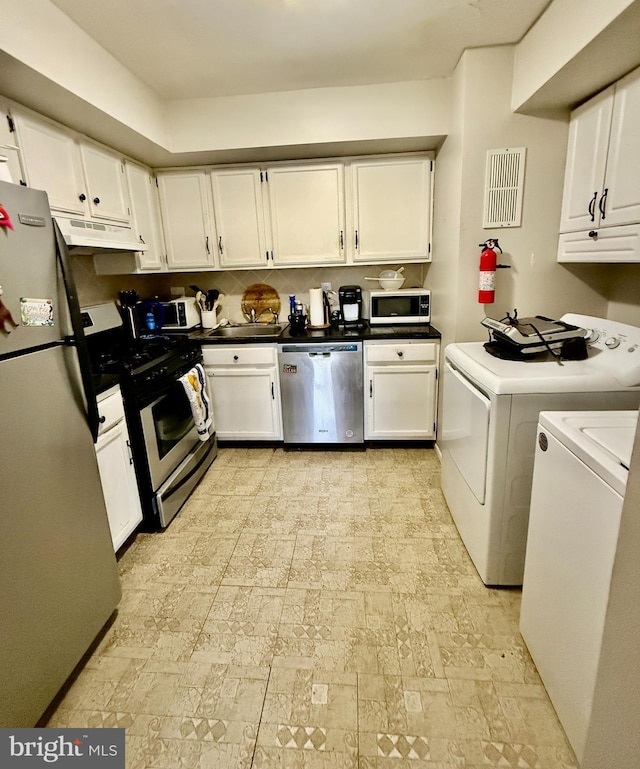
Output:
[{"xmin": 605, "ymin": 336, "xmax": 620, "ymax": 349}]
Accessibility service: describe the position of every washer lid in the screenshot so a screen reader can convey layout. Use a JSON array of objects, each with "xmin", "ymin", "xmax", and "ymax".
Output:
[
  {"xmin": 445, "ymin": 314, "xmax": 640, "ymax": 395},
  {"xmin": 582, "ymin": 425, "xmax": 636, "ymax": 469},
  {"xmin": 538, "ymin": 410, "xmax": 638, "ymax": 496},
  {"xmin": 445, "ymin": 342, "xmax": 620, "ymax": 395}
]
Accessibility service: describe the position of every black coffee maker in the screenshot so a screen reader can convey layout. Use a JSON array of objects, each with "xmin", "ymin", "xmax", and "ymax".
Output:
[{"xmin": 338, "ymin": 285, "xmax": 363, "ymax": 327}]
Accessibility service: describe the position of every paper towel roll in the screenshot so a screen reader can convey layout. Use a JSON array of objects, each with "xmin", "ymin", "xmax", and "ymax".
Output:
[{"xmin": 309, "ymin": 288, "xmax": 324, "ymax": 326}]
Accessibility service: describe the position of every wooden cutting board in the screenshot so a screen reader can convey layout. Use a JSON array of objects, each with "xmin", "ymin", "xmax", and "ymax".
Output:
[{"xmin": 241, "ymin": 283, "xmax": 281, "ymax": 322}]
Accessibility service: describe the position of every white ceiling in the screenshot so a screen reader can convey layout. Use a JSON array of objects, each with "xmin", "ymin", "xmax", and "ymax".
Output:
[{"xmin": 49, "ymin": 0, "xmax": 552, "ymax": 100}]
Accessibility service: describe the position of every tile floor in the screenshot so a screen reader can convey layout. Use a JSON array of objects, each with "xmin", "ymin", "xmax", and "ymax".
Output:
[{"xmin": 46, "ymin": 447, "xmax": 578, "ymax": 768}]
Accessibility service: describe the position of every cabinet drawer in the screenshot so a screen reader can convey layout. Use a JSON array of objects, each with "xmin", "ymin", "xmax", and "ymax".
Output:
[
  {"xmin": 97, "ymin": 386, "xmax": 125, "ymax": 434},
  {"xmin": 365, "ymin": 341, "xmax": 438, "ymax": 364},
  {"xmin": 202, "ymin": 344, "xmax": 278, "ymax": 367},
  {"xmin": 557, "ymin": 223, "xmax": 640, "ymax": 262}
]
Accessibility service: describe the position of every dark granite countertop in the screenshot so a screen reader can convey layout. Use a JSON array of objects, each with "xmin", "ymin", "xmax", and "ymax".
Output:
[{"xmin": 191, "ymin": 323, "xmax": 441, "ymax": 345}]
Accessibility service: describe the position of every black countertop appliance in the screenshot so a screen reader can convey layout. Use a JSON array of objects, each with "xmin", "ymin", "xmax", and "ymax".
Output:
[{"xmin": 338, "ymin": 285, "xmax": 363, "ymax": 327}]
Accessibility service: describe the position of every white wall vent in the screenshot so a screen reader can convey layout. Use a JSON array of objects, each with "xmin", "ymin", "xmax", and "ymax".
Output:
[{"xmin": 483, "ymin": 147, "xmax": 526, "ymax": 228}]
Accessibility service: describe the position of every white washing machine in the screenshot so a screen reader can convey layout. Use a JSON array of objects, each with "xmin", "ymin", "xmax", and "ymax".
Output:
[
  {"xmin": 440, "ymin": 314, "xmax": 640, "ymax": 585},
  {"xmin": 520, "ymin": 409, "xmax": 638, "ymax": 763}
]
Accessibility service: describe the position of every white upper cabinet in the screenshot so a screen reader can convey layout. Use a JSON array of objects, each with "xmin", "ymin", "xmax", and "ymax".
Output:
[
  {"xmin": 266, "ymin": 163, "xmax": 346, "ymax": 266},
  {"xmin": 558, "ymin": 88, "xmax": 612, "ymax": 234},
  {"xmin": 6, "ymin": 95, "xmax": 435, "ymax": 273},
  {"xmin": 157, "ymin": 170, "xmax": 216, "ymax": 270},
  {"xmin": 350, "ymin": 157, "xmax": 432, "ymax": 262},
  {"xmin": 211, "ymin": 168, "xmax": 268, "ymax": 269},
  {"xmin": 79, "ymin": 140, "xmax": 130, "ymax": 223},
  {"xmin": 558, "ymin": 66, "xmax": 640, "ymax": 262},
  {"xmin": 125, "ymin": 161, "xmax": 166, "ymax": 271},
  {"xmin": 560, "ymin": 67, "xmax": 640, "ymax": 235},
  {"xmin": 12, "ymin": 108, "xmax": 131, "ymax": 224},
  {"xmin": 602, "ymin": 67, "xmax": 640, "ymax": 228},
  {"xmin": 13, "ymin": 110, "xmax": 87, "ymax": 216}
]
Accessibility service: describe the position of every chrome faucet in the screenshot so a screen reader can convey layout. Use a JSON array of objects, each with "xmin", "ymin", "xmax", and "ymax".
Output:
[
  {"xmin": 249, "ymin": 307, "xmax": 257, "ymax": 323},
  {"xmin": 268, "ymin": 308, "xmax": 279, "ymax": 324}
]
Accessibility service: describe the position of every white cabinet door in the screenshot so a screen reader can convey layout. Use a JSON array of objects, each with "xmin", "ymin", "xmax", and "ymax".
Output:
[
  {"xmin": 366, "ymin": 364, "xmax": 437, "ymax": 440},
  {"xmin": 205, "ymin": 366, "xmax": 282, "ymax": 440},
  {"xmin": 559, "ymin": 88, "xmax": 613, "ymax": 233},
  {"xmin": 95, "ymin": 423, "xmax": 142, "ymax": 551},
  {"xmin": 351, "ymin": 157, "xmax": 432, "ymax": 262},
  {"xmin": 95, "ymin": 389, "xmax": 143, "ymax": 551},
  {"xmin": 560, "ymin": 67, "xmax": 640, "ymax": 237},
  {"xmin": 13, "ymin": 110, "xmax": 87, "ymax": 216},
  {"xmin": 125, "ymin": 161, "xmax": 166, "ymax": 271},
  {"xmin": 157, "ymin": 171, "xmax": 215, "ymax": 270},
  {"xmin": 79, "ymin": 140, "xmax": 130, "ymax": 223},
  {"xmin": 601, "ymin": 67, "xmax": 640, "ymax": 227},
  {"xmin": 266, "ymin": 163, "xmax": 346, "ymax": 265},
  {"xmin": 211, "ymin": 168, "xmax": 268, "ymax": 268}
]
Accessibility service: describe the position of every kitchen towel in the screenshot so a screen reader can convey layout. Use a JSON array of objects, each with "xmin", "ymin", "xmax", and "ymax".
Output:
[
  {"xmin": 309, "ymin": 287, "xmax": 324, "ymax": 326},
  {"xmin": 179, "ymin": 363, "xmax": 213, "ymax": 440}
]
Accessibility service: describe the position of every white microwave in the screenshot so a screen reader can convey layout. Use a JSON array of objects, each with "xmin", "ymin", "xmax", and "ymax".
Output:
[
  {"xmin": 367, "ymin": 288, "xmax": 431, "ymax": 325},
  {"xmin": 159, "ymin": 297, "xmax": 201, "ymax": 330}
]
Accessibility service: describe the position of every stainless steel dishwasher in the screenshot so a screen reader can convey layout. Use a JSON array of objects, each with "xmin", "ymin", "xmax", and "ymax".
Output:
[{"xmin": 278, "ymin": 342, "xmax": 363, "ymax": 444}]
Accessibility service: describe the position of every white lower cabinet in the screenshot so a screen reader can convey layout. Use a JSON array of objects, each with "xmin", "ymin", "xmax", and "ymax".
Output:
[
  {"xmin": 95, "ymin": 386, "xmax": 143, "ymax": 551},
  {"xmin": 203, "ymin": 345, "xmax": 283, "ymax": 440},
  {"xmin": 364, "ymin": 340, "xmax": 439, "ymax": 440}
]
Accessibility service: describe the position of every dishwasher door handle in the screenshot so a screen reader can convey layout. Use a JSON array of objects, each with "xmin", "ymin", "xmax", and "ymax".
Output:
[{"xmin": 308, "ymin": 352, "xmax": 331, "ymax": 358}]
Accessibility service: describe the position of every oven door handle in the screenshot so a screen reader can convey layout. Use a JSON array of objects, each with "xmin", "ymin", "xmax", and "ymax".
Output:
[
  {"xmin": 161, "ymin": 437, "xmax": 216, "ymax": 501},
  {"xmin": 54, "ymin": 218, "xmax": 101, "ymax": 443}
]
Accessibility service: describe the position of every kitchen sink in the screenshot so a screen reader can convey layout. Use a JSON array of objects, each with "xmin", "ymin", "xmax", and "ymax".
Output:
[{"xmin": 205, "ymin": 323, "xmax": 284, "ymax": 338}]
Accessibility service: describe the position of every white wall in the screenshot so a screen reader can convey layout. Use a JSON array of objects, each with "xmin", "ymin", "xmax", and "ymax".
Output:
[
  {"xmin": 0, "ymin": 1, "xmax": 450, "ymax": 164},
  {"xmin": 0, "ymin": 0, "xmax": 168, "ymax": 148},
  {"xmin": 430, "ymin": 46, "xmax": 608, "ymax": 346},
  {"xmin": 164, "ymin": 80, "xmax": 450, "ymax": 153},
  {"xmin": 603, "ymin": 267, "xmax": 640, "ymax": 326},
  {"xmin": 428, "ymin": 60, "xmax": 464, "ymax": 352},
  {"xmin": 513, "ymin": 0, "xmax": 640, "ymax": 113}
]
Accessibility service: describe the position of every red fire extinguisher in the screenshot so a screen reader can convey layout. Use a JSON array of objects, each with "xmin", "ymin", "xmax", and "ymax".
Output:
[{"xmin": 478, "ymin": 239, "xmax": 509, "ymax": 304}]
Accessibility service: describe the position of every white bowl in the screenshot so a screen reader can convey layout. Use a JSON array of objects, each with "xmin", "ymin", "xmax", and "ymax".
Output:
[{"xmin": 379, "ymin": 272, "xmax": 405, "ymax": 290}]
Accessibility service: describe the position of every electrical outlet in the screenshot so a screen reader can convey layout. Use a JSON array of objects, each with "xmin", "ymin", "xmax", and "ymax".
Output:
[
  {"xmin": 170, "ymin": 286, "xmax": 184, "ymax": 297},
  {"xmin": 321, "ymin": 282, "xmax": 332, "ymax": 292}
]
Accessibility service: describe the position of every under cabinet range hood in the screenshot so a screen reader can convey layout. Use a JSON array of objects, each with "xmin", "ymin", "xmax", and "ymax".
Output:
[{"xmin": 54, "ymin": 216, "xmax": 147, "ymax": 253}]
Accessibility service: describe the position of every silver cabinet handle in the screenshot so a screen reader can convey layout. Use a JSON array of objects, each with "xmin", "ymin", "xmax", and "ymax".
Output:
[
  {"xmin": 218, "ymin": 235, "xmax": 223, "ymax": 254},
  {"xmin": 369, "ymin": 379, "xmax": 373, "ymax": 397}
]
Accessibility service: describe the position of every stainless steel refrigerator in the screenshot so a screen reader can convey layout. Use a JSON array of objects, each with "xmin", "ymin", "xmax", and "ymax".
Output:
[{"xmin": 0, "ymin": 180, "xmax": 121, "ymax": 727}]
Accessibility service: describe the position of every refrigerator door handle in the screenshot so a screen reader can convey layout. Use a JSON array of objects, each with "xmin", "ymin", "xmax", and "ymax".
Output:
[{"xmin": 53, "ymin": 219, "xmax": 101, "ymax": 443}]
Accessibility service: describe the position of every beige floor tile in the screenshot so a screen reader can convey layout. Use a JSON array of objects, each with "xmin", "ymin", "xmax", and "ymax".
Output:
[{"xmin": 44, "ymin": 446, "xmax": 577, "ymax": 769}]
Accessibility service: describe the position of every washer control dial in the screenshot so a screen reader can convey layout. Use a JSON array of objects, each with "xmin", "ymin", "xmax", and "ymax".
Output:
[
  {"xmin": 605, "ymin": 336, "xmax": 621, "ymax": 349},
  {"xmin": 584, "ymin": 328, "xmax": 601, "ymax": 344}
]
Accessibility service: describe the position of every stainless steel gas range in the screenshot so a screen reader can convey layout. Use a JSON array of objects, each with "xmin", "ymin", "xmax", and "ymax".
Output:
[{"xmin": 82, "ymin": 301, "xmax": 217, "ymax": 529}]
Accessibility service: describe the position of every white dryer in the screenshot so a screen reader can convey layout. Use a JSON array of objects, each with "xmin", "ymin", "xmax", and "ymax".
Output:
[
  {"xmin": 440, "ymin": 314, "xmax": 640, "ymax": 585},
  {"xmin": 520, "ymin": 409, "xmax": 638, "ymax": 763}
]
